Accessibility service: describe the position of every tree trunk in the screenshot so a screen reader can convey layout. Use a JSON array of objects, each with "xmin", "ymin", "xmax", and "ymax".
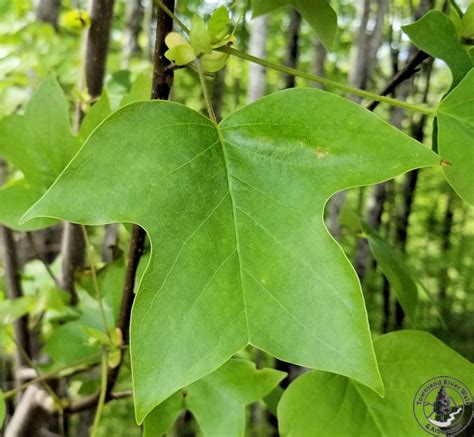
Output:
[
  {"xmin": 326, "ymin": 0, "xmax": 388, "ymax": 240},
  {"xmin": 246, "ymin": 15, "xmax": 268, "ymax": 103},
  {"xmin": 35, "ymin": 0, "xmax": 60, "ymax": 29},
  {"xmin": 312, "ymin": 39, "xmax": 327, "ymax": 89},
  {"xmin": 284, "ymin": 9, "xmax": 301, "ymax": 88},
  {"xmin": 123, "ymin": 0, "xmax": 143, "ymax": 66}
]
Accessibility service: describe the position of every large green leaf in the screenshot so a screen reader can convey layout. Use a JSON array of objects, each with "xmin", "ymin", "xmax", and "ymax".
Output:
[
  {"xmin": 362, "ymin": 222, "xmax": 418, "ymax": 324},
  {"xmin": 251, "ymin": 0, "xmax": 337, "ymax": 50},
  {"xmin": 22, "ymin": 88, "xmax": 439, "ymax": 422},
  {"xmin": 402, "ymin": 11, "xmax": 472, "ymax": 87},
  {"xmin": 277, "ymin": 330, "xmax": 474, "ymax": 436},
  {"xmin": 437, "ymin": 68, "xmax": 474, "ymax": 205},
  {"xmin": 143, "ymin": 359, "xmax": 285, "ymax": 436},
  {"xmin": 0, "ymin": 76, "xmax": 79, "ymax": 230}
]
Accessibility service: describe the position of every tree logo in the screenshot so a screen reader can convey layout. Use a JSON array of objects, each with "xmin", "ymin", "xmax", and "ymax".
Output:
[{"xmin": 413, "ymin": 376, "xmax": 473, "ymax": 435}]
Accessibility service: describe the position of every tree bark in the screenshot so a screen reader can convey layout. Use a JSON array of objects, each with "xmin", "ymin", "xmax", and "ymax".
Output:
[
  {"xmin": 312, "ymin": 39, "xmax": 327, "ymax": 89},
  {"xmin": 123, "ymin": 0, "xmax": 143, "ymax": 66},
  {"xmin": 0, "ymin": 227, "xmax": 31, "ymax": 377},
  {"xmin": 246, "ymin": 15, "xmax": 268, "ymax": 103},
  {"xmin": 284, "ymin": 9, "xmax": 301, "ymax": 88}
]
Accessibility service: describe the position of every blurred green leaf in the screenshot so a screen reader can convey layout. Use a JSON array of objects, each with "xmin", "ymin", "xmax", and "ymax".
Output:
[
  {"xmin": 144, "ymin": 359, "xmax": 285, "ymax": 436},
  {"xmin": 251, "ymin": 0, "xmax": 337, "ymax": 49},
  {"xmin": 79, "ymin": 91, "xmax": 112, "ymax": 142},
  {"xmin": 461, "ymin": 2, "xmax": 474, "ymax": 39},
  {"xmin": 362, "ymin": 222, "xmax": 418, "ymax": 324},
  {"xmin": 0, "ymin": 295, "xmax": 35, "ymax": 325},
  {"xmin": 278, "ymin": 331, "xmax": 474, "ymax": 436},
  {"xmin": 0, "ymin": 76, "xmax": 79, "ymax": 230}
]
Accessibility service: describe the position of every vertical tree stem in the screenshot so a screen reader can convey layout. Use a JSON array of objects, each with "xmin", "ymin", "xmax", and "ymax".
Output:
[
  {"xmin": 90, "ymin": 352, "xmax": 108, "ymax": 437},
  {"xmin": 0, "ymin": 227, "xmax": 31, "ymax": 375}
]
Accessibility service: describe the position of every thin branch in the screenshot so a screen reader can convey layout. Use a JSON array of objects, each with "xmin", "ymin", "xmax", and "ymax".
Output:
[
  {"xmin": 26, "ymin": 232, "xmax": 58, "ymax": 286},
  {"xmin": 366, "ymin": 50, "xmax": 430, "ymax": 110},
  {"xmin": 90, "ymin": 352, "xmax": 108, "ymax": 437},
  {"xmin": 81, "ymin": 225, "xmax": 111, "ymax": 337},
  {"xmin": 3, "ymin": 352, "xmax": 103, "ymax": 400},
  {"xmin": 218, "ymin": 46, "xmax": 436, "ymax": 115}
]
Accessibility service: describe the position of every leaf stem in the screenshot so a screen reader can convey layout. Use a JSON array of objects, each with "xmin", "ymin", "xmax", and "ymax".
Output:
[
  {"xmin": 197, "ymin": 60, "xmax": 217, "ymax": 123},
  {"xmin": 218, "ymin": 46, "xmax": 436, "ymax": 115},
  {"xmin": 80, "ymin": 225, "xmax": 111, "ymax": 338},
  {"xmin": 90, "ymin": 351, "xmax": 108, "ymax": 437}
]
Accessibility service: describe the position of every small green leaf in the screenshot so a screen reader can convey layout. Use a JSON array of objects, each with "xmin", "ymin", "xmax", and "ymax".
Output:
[
  {"xmin": 208, "ymin": 6, "xmax": 230, "ymax": 44},
  {"xmin": 0, "ymin": 296, "xmax": 35, "ymax": 325},
  {"xmin": 277, "ymin": 330, "xmax": 474, "ymax": 436},
  {"xmin": 361, "ymin": 222, "xmax": 418, "ymax": 324},
  {"xmin": 190, "ymin": 15, "xmax": 212, "ymax": 55},
  {"xmin": 437, "ymin": 68, "xmax": 474, "ymax": 205},
  {"xmin": 402, "ymin": 10, "xmax": 472, "ymax": 86},
  {"xmin": 144, "ymin": 359, "xmax": 285, "ymax": 436},
  {"xmin": 0, "ymin": 76, "xmax": 79, "ymax": 230},
  {"xmin": 23, "ymin": 88, "xmax": 439, "ymax": 422},
  {"xmin": 462, "ymin": 2, "xmax": 474, "ymax": 39},
  {"xmin": 200, "ymin": 51, "xmax": 229, "ymax": 73},
  {"xmin": 120, "ymin": 72, "xmax": 152, "ymax": 107},
  {"xmin": 79, "ymin": 91, "xmax": 112, "ymax": 142},
  {"xmin": 165, "ymin": 32, "xmax": 196, "ymax": 65}
]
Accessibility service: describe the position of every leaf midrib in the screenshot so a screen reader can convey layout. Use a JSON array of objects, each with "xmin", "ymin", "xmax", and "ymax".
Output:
[{"xmin": 217, "ymin": 125, "xmax": 251, "ymax": 342}]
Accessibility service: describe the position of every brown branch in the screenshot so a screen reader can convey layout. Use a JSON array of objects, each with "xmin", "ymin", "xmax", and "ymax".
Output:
[
  {"xmin": 84, "ymin": 0, "xmax": 116, "ymax": 100},
  {"xmin": 366, "ymin": 50, "xmax": 430, "ymax": 111},
  {"xmin": 0, "ymin": 226, "xmax": 32, "ymax": 372}
]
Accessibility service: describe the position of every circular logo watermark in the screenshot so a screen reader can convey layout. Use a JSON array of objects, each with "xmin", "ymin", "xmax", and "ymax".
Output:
[{"xmin": 413, "ymin": 376, "xmax": 473, "ymax": 435}]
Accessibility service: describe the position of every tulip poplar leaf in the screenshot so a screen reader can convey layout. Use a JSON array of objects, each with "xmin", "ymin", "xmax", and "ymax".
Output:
[
  {"xmin": 143, "ymin": 359, "xmax": 285, "ymax": 436},
  {"xmin": 437, "ymin": 68, "xmax": 474, "ymax": 205},
  {"xmin": 277, "ymin": 331, "xmax": 474, "ymax": 436},
  {"xmin": 22, "ymin": 88, "xmax": 439, "ymax": 422},
  {"xmin": 402, "ymin": 10, "xmax": 472, "ymax": 87},
  {"xmin": 0, "ymin": 76, "xmax": 79, "ymax": 230}
]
